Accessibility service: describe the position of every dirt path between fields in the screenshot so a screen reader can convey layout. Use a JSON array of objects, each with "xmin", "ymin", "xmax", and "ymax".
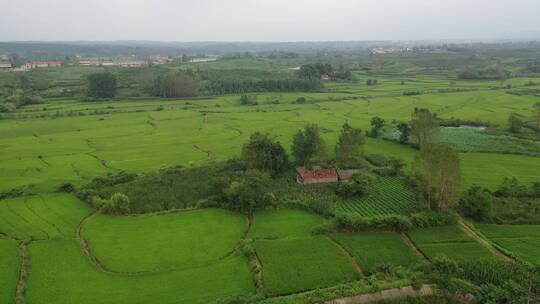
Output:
[
  {"xmin": 326, "ymin": 235, "xmax": 364, "ymax": 277},
  {"xmin": 325, "ymin": 284, "xmax": 435, "ymax": 304},
  {"xmin": 15, "ymin": 240, "xmax": 29, "ymax": 304},
  {"xmin": 400, "ymin": 233, "xmax": 429, "ymax": 262},
  {"xmin": 458, "ymin": 220, "xmax": 513, "ymax": 263}
]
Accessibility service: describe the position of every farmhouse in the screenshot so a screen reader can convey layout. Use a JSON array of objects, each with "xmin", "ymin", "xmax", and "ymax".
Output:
[
  {"xmin": 0, "ymin": 60, "xmax": 11, "ymax": 71},
  {"xmin": 296, "ymin": 166, "xmax": 338, "ymax": 184},
  {"xmin": 337, "ymin": 169, "xmax": 361, "ymax": 181},
  {"xmin": 23, "ymin": 61, "xmax": 62, "ymax": 70}
]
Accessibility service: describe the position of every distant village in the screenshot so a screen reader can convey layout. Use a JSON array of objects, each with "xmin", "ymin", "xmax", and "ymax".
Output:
[{"xmin": 0, "ymin": 54, "xmax": 218, "ymax": 72}]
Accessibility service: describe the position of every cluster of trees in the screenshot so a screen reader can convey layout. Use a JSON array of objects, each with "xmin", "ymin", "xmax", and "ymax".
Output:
[
  {"xmin": 297, "ymin": 63, "xmax": 352, "ymax": 81},
  {"xmin": 153, "ymin": 72, "xmax": 201, "ymax": 98},
  {"xmin": 409, "ymin": 108, "xmax": 461, "ymax": 211},
  {"xmin": 87, "ymin": 72, "xmax": 117, "ymax": 98},
  {"xmin": 207, "ymin": 78, "xmax": 321, "ymax": 95}
]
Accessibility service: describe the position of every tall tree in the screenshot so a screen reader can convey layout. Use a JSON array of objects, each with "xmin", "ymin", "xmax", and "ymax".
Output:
[
  {"xmin": 87, "ymin": 72, "xmax": 117, "ymax": 98},
  {"xmin": 225, "ymin": 170, "xmax": 274, "ymax": 214},
  {"xmin": 396, "ymin": 122, "xmax": 411, "ymax": 144},
  {"xmin": 413, "ymin": 143, "xmax": 461, "ymax": 211},
  {"xmin": 242, "ymin": 132, "xmax": 289, "ymax": 175},
  {"xmin": 370, "ymin": 117, "xmax": 385, "ymax": 137},
  {"xmin": 335, "ymin": 122, "xmax": 365, "ymax": 167},
  {"xmin": 292, "ymin": 124, "xmax": 326, "ymax": 167},
  {"xmin": 507, "ymin": 113, "xmax": 523, "ymax": 134},
  {"xmin": 410, "ymin": 108, "xmax": 439, "ymax": 150}
]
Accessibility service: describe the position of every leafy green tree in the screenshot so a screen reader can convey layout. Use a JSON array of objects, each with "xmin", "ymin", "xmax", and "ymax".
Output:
[
  {"xmin": 153, "ymin": 72, "xmax": 201, "ymax": 97},
  {"xmin": 106, "ymin": 192, "xmax": 130, "ymax": 214},
  {"xmin": 494, "ymin": 177, "xmax": 528, "ymax": 198},
  {"xmin": 225, "ymin": 170, "xmax": 274, "ymax": 214},
  {"xmin": 87, "ymin": 72, "xmax": 117, "ymax": 98},
  {"xmin": 241, "ymin": 132, "xmax": 289, "ymax": 175},
  {"xmin": 369, "ymin": 117, "xmax": 385, "ymax": 137},
  {"xmin": 459, "ymin": 185, "xmax": 493, "ymax": 222},
  {"xmin": 507, "ymin": 113, "xmax": 523, "ymax": 133},
  {"xmin": 335, "ymin": 172, "xmax": 372, "ymax": 198},
  {"xmin": 335, "ymin": 122, "xmax": 365, "ymax": 167},
  {"xmin": 410, "ymin": 108, "xmax": 439, "ymax": 150},
  {"xmin": 388, "ymin": 157, "xmax": 406, "ymax": 175},
  {"xmin": 396, "ymin": 122, "xmax": 411, "ymax": 144},
  {"xmin": 413, "ymin": 143, "xmax": 461, "ymax": 211},
  {"xmin": 292, "ymin": 124, "xmax": 327, "ymax": 167}
]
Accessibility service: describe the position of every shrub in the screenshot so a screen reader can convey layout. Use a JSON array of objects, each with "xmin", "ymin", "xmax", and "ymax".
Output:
[
  {"xmin": 335, "ymin": 214, "xmax": 412, "ymax": 232},
  {"xmin": 311, "ymin": 222, "xmax": 337, "ymax": 235},
  {"xmin": 494, "ymin": 177, "xmax": 528, "ymax": 198},
  {"xmin": 410, "ymin": 211, "xmax": 459, "ymax": 228},
  {"xmin": 239, "ymin": 94, "xmax": 258, "ymax": 105},
  {"xmin": 295, "ymin": 97, "xmax": 307, "ymax": 104},
  {"xmin": 372, "ymin": 167, "xmax": 396, "ymax": 176},
  {"xmin": 309, "ymin": 199, "xmax": 336, "ymax": 216},
  {"xmin": 365, "ymin": 154, "xmax": 388, "ymax": 167},
  {"xmin": 458, "ymin": 185, "xmax": 493, "ymax": 222},
  {"xmin": 58, "ymin": 182, "xmax": 75, "ymax": 193},
  {"xmin": 101, "ymin": 192, "xmax": 130, "ymax": 214}
]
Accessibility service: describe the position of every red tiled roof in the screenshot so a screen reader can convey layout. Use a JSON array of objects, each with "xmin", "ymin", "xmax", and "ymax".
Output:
[{"xmin": 297, "ymin": 167, "xmax": 338, "ymax": 180}]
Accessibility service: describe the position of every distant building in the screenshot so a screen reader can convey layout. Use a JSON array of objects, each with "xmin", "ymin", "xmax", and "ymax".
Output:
[
  {"xmin": 78, "ymin": 59, "xmax": 147, "ymax": 67},
  {"xmin": 320, "ymin": 74, "xmax": 333, "ymax": 81},
  {"xmin": 337, "ymin": 169, "xmax": 362, "ymax": 181},
  {"xmin": 23, "ymin": 61, "xmax": 62, "ymax": 70},
  {"xmin": 0, "ymin": 61, "xmax": 12, "ymax": 71},
  {"xmin": 296, "ymin": 166, "xmax": 338, "ymax": 184},
  {"xmin": 371, "ymin": 48, "xmax": 403, "ymax": 55},
  {"xmin": 152, "ymin": 58, "xmax": 170, "ymax": 65}
]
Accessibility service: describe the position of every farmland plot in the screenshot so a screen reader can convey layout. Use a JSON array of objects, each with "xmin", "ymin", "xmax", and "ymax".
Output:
[
  {"xmin": 254, "ymin": 236, "xmax": 358, "ymax": 296},
  {"xmin": 332, "ymin": 232, "xmax": 420, "ymax": 272},
  {"xmin": 0, "ymin": 239, "xmax": 20, "ymax": 304},
  {"xmin": 81, "ymin": 208, "xmax": 246, "ymax": 272},
  {"xmin": 0, "ymin": 194, "xmax": 92, "ymax": 240},
  {"xmin": 408, "ymin": 226, "xmax": 495, "ymax": 262},
  {"xmin": 249, "ymin": 209, "xmax": 325, "ymax": 240},
  {"xmin": 335, "ymin": 177, "xmax": 420, "ymax": 216},
  {"xmin": 477, "ymin": 224, "xmax": 540, "ymax": 265},
  {"xmin": 25, "ymin": 239, "xmax": 255, "ymax": 304}
]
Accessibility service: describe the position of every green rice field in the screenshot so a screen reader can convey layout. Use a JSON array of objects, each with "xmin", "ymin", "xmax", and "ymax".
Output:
[
  {"xmin": 81, "ymin": 208, "xmax": 246, "ymax": 272},
  {"xmin": 254, "ymin": 236, "xmax": 358, "ymax": 296},
  {"xmin": 249, "ymin": 209, "xmax": 325, "ymax": 240},
  {"xmin": 408, "ymin": 226, "xmax": 495, "ymax": 262},
  {"xmin": 0, "ymin": 239, "xmax": 20, "ymax": 304},
  {"xmin": 477, "ymin": 224, "xmax": 540, "ymax": 265},
  {"xmin": 332, "ymin": 232, "xmax": 420, "ymax": 272}
]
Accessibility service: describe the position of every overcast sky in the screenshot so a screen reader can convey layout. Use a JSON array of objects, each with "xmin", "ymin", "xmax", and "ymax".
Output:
[{"xmin": 2, "ymin": 0, "xmax": 539, "ymax": 42}]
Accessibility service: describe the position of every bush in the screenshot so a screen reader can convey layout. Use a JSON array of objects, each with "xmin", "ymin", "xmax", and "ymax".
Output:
[
  {"xmin": 458, "ymin": 185, "xmax": 493, "ymax": 222},
  {"xmin": 240, "ymin": 94, "xmax": 258, "ymax": 105},
  {"xmin": 372, "ymin": 167, "xmax": 396, "ymax": 176},
  {"xmin": 100, "ymin": 192, "xmax": 130, "ymax": 214},
  {"xmin": 57, "ymin": 182, "xmax": 75, "ymax": 193},
  {"xmin": 311, "ymin": 222, "xmax": 337, "ymax": 235},
  {"xmin": 410, "ymin": 211, "xmax": 459, "ymax": 228},
  {"xmin": 295, "ymin": 97, "xmax": 307, "ymax": 104},
  {"xmin": 365, "ymin": 154, "xmax": 388, "ymax": 167},
  {"xmin": 335, "ymin": 214, "xmax": 412, "ymax": 232},
  {"xmin": 309, "ymin": 199, "xmax": 336, "ymax": 216}
]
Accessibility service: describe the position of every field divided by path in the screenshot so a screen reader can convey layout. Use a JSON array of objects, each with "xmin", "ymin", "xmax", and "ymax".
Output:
[
  {"xmin": 0, "ymin": 239, "xmax": 20, "ymax": 304},
  {"xmin": 81, "ymin": 208, "xmax": 247, "ymax": 273},
  {"xmin": 24, "ymin": 239, "xmax": 255, "ymax": 304},
  {"xmin": 0, "ymin": 194, "xmax": 92, "ymax": 240},
  {"xmin": 408, "ymin": 226, "xmax": 496, "ymax": 262},
  {"xmin": 476, "ymin": 224, "xmax": 540, "ymax": 265},
  {"xmin": 332, "ymin": 232, "xmax": 421, "ymax": 273}
]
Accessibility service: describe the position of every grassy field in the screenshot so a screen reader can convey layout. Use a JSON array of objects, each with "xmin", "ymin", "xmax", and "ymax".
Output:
[
  {"xmin": 332, "ymin": 232, "xmax": 420, "ymax": 272},
  {"xmin": 408, "ymin": 226, "xmax": 495, "ymax": 262},
  {"xmin": 0, "ymin": 239, "xmax": 19, "ymax": 304},
  {"xmin": 335, "ymin": 177, "xmax": 420, "ymax": 216},
  {"xmin": 254, "ymin": 236, "xmax": 358, "ymax": 296},
  {"xmin": 81, "ymin": 208, "xmax": 246, "ymax": 272},
  {"xmin": 0, "ymin": 193, "xmax": 92, "ymax": 240},
  {"xmin": 2, "ymin": 76, "xmax": 540, "ymax": 194},
  {"xmin": 477, "ymin": 224, "xmax": 540, "ymax": 265},
  {"xmin": 249, "ymin": 209, "xmax": 325, "ymax": 240}
]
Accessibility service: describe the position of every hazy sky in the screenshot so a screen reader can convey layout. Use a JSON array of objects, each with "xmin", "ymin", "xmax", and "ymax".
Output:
[{"xmin": 2, "ymin": 0, "xmax": 540, "ymax": 41}]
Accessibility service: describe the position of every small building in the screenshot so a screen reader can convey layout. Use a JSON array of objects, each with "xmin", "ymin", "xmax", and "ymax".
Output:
[
  {"xmin": 0, "ymin": 61, "xmax": 12, "ymax": 71},
  {"xmin": 296, "ymin": 166, "xmax": 338, "ymax": 184},
  {"xmin": 320, "ymin": 74, "xmax": 331, "ymax": 81},
  {"xmin": 337, "ymin": 169, "xmax": 361, "ymax": 181},
  {"xmin": 23, "ymin": 61, "xmax": 62, "ymax": 70}
]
